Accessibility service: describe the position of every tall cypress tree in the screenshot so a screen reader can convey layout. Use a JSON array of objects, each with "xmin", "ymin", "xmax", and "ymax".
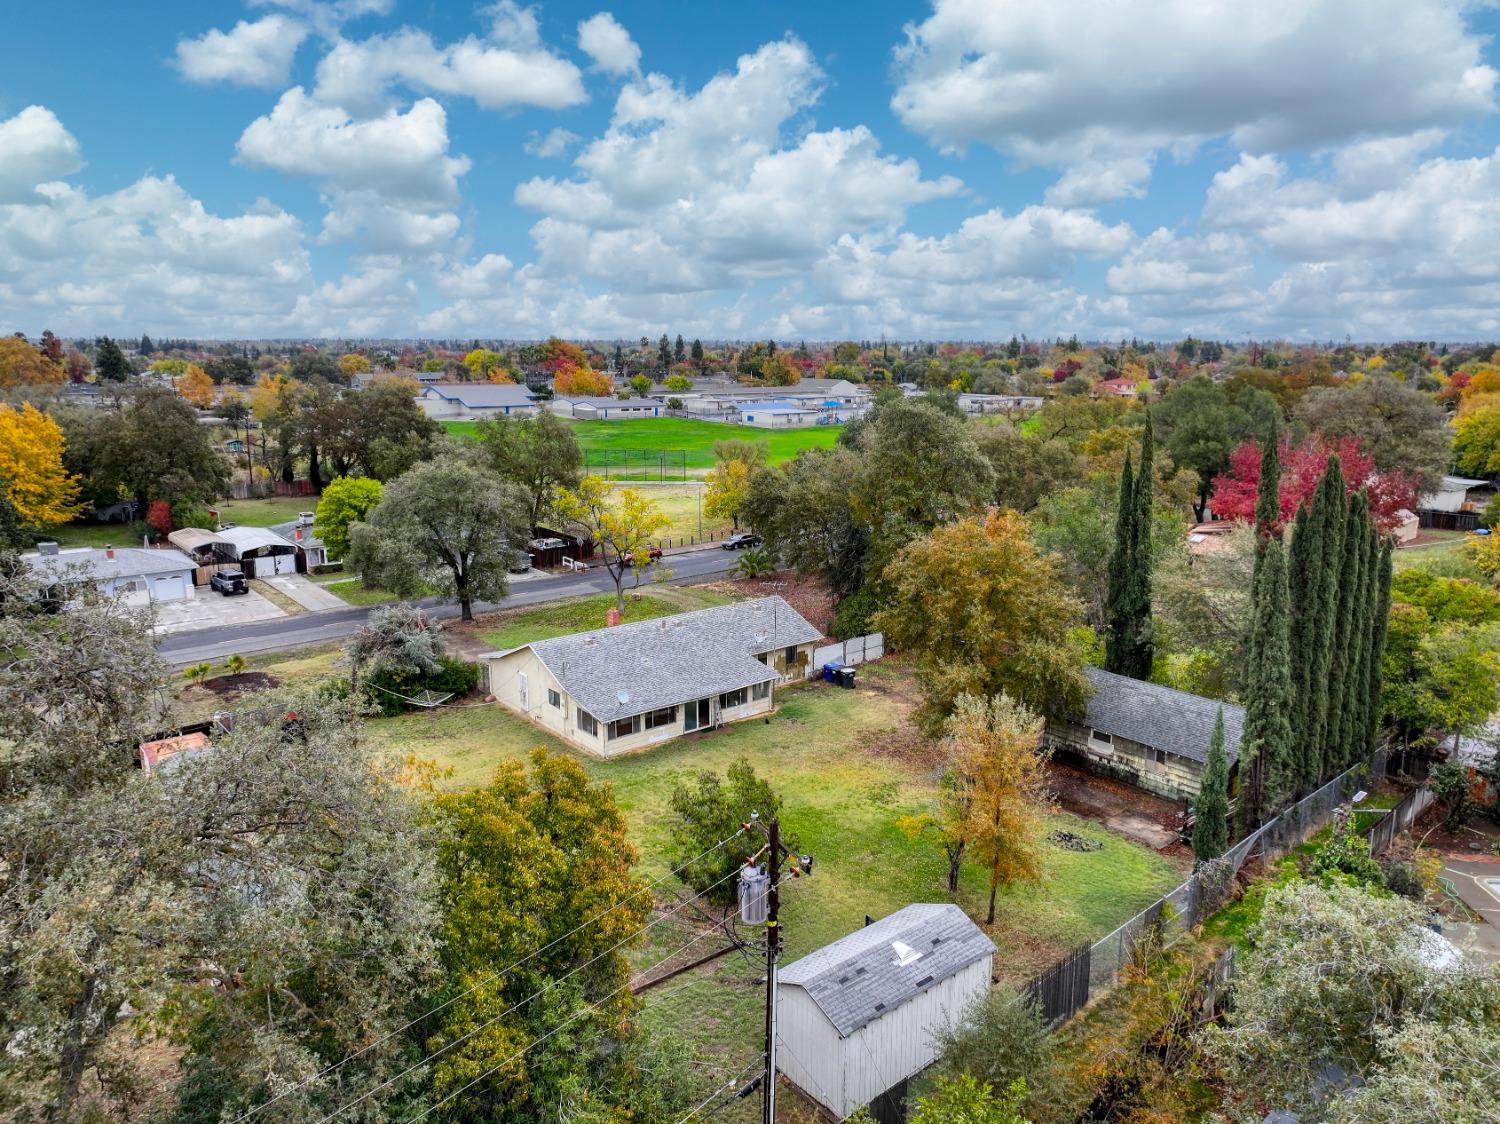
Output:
[
  {"xmin": 1105, "ymin": 451, "xmax": 1137, "ymax": 676},
  {"xmin": 1253, "ymin": 421, "xmax": 1281, "ymax": 541},
  {"xmin": 1286, "ymin": 503, "xmax": 1324, "ymax": 794},
  {"xmin": 1193, "ymin": 709, "xmax": 1230, "ymax": 865},
  {"xmin": 1363, "ymin": 541, "xmax": 1394, "ymax": 751},
  {"xmin": 1105, "ymin": 417, "xmax": 1156, "ymax": 679},
  {"xmin": 1239, "ymin": 538, "xmax": 1295, "ymax": 831},
  {"xmin": 1337, "ymin": 512, "xmax": 1374, "ymax": 769},
  {"xmin": 1306, "ymin": 457, "xmax": 1346, "ymax": 779},
  {"xmin": 1324, "ymin": 491, "xmax": 1367, "ymax": 778}
]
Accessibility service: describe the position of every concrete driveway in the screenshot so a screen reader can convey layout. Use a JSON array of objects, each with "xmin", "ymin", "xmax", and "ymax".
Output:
[
  {"xmin": 153, "ymin": 588, "xmax": 286, "ymax": 635},
  {"xmin": 1440, "ymin": 859, "xmax": 1500, "ymax": 964},
  {"xmin": 260, "ymin": 573, "xmax": 347, "ymax": 612}
]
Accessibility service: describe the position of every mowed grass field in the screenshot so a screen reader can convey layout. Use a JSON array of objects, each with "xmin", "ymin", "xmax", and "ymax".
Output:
[{"xmin": 445, "ymin": 416, "xmax": 841, "ymax": 467}]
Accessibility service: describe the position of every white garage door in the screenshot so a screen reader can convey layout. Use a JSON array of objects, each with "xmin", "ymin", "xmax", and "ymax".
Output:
[
  {"xmin": 152, "ymin": 574, "xmax": 185, "ymax": 601},
  {"xmin": 271, "ymin": 552, "xmax": 296, "ymax": 575}
]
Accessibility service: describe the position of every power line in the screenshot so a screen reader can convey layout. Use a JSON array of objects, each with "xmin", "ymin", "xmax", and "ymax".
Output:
[
  {"xmin": 674, "ymin": 1056, "xmax": 766, "ymax": 1124},
  {"xmin": 234, "ymin": 826, "xmax": 748, "ymax": 1123},
  {"xmin": 398, "ymin": 926, "xmax": 727, "ymax": 1124},
  {"xmin": 316, "ymin": 865, "xmax": 745, "ymax": 1121}
]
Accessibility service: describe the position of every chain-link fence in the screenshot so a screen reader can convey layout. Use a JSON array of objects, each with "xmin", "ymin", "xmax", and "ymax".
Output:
[
  {"xmin": 582, "ymin": 448, "xmax": 690, "ymax": 480},
  {"xmin": 1028, "ymin": 750, "xmax": 1397, "ymax": 1025}
]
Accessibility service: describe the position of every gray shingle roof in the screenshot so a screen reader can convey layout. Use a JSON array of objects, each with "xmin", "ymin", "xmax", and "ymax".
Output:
[
  {"xmin": 1081, "ymin": 666, "xmax": 1243, "ymax": 764},
  {"xmin": 779, "ymin": 904, "xmax": 995, "ymax": 1037},
  {"xmin": 421, "ymin": 383, "xmax": 536, "ymax": 408},
  {"xmin": 23, "ymin": 546, "xmax": 196, "ymax": 582},
  {"xmin": 492, "ymin": 595, "xmax": 821, "ymax": 722}
]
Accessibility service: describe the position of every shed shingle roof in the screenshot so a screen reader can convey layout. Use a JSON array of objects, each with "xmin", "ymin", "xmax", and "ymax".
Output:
[
  {"xmin": 779, "ymin": 904, "xmax": 995, "ymax": 1037},
  {"xmin": 1080, "ymin": 666, "xmax": 1243, "ymax": 764},
  {"xmin": 486, "ymin": 595, "xmax": 821, "ymax": 722}
]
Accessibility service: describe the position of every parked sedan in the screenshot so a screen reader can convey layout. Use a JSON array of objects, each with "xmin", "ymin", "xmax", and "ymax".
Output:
[
  {"xmin": 621, "ymin": 545, "xmax": 664, "ymax": 566},
  {"xmin": 721, "ymin": 532, "xmax": 762, "ymax": 550},
  {"xmin": 209, "ymin": 570, "xmax": 249, "ymax": 595}
]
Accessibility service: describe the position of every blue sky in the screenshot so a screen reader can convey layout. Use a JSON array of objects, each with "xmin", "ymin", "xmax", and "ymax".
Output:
[{"xmin": 4, "ymin": 0, "xmax": 1500, "ymax": 341}]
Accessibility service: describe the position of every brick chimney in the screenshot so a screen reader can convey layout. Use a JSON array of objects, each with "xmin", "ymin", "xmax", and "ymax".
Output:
[
  {"xmin": 105, "ymin": 544, "xmax": 115, "ymax": 560},
  {"xmin": 294, "ymin": 525, "xmax": 303, "ymax": 541}
]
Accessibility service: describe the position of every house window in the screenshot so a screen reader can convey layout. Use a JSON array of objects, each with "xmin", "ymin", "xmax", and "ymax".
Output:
[
  {"xmin": 547, "ymin": 689, "xmax": 561, "ymax": 709},
  {"xmin": 644, "ymin": 706, "xmax": 678, "ymax": 730},
  {"xmin": 784, "ymin": 645, "xmax": 797, "ymax": 664},
  {"xmin": 608, "ymin": 715, "xmax": 642, "ymax": 740},
  {"xmin": 1146, "ymin": 747, "xmax": 1168, "ymax": 772},
  {"xmin": 756, "ymin": 653, "xmax": 767, "ymax": 664},
  {"xmin": 719, "ymin": 687, "xmax": 748, "ymax": 709},
  {"xmin": 751, "ymin": 681, "xmax": 770, "ymax": 701},
  {"xmin": 1087, "ymin": 728, "xmax": 1114, "ymax": 754},
  {"xmin": 577, "ymin": 709, "xmax": 598, "ymax": 736}
]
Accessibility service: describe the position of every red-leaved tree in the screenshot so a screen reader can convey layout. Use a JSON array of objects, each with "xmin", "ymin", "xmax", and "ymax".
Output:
[
  {"xmin": 146, "ymin": 499, "xmax": 174, "ymax": 536},
  {"xmin": 1210, "ymin": 434, "xmax": 1419, "ymax": 532}
]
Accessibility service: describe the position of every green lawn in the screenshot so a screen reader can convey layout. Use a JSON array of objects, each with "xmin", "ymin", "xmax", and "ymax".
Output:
[
  {"xmin": 363, "ymin": 662, "xmax": 1183, "ymax": 1106},
  {"xmin": 444, "ymin": 416, "xmax": 841, "ymax": 468},
  {"xmin": 51, "ymin": 496, "xmax": 313, "ymax": 549},
  {"xmin": 478, "ymin": 586, "xmax": 736, "ymax": 650}
]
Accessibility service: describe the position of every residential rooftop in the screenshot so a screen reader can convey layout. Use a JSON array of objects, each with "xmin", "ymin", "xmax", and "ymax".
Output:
[{"xmin": 1081, "ymin": 666, "xmax": 1243, "ymax": 764}]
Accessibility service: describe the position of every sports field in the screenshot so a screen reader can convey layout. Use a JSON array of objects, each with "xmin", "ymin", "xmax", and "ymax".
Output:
[{"xmin": 444, "ymin": 416, "xmax": 841, "ymax": 467}]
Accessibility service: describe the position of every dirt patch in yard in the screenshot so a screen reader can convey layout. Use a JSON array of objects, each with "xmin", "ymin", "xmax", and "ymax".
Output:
[
  {"xmin": 1048, "ymin": 759, "xmax": 1193, "ymax": 859},
  {"xmin": 202, "ymin": 671, "xmax": 280, "ymax": 694}
]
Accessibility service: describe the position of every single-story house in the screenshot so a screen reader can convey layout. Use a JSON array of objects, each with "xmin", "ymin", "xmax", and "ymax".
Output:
[
  {"xmin": 21, "ymin": 542, "xmax": 196, "ymax": 605},
  {"xmin": 1416, "ymin": 475, "xmax": 1494, "ymax": 531},
  {"xmin": 215, "ymin": 525, "xmax": 300, "ymax": 576},
  {"xmin": 1045, "ymin": 667, "xmax": 1244, "ymax": 802},
  {"xmin": 777, "ymin": 904, "xmax": 996, "ymax": 1121},
  {"xmin": 480, "ymin": 595, "xmax": 823, "ymax": 757},
  {"xmin": 415, "ymin": 383, "xmax": 539, "ymax": 420},
  {"xmin": 956, "ymin": 393, "xmax": 1045, "ymax": 416},
  {"xmin": 1091, "ymin": 377, "xmax": 1140, "ymax": 398},
  {"xmin": 553, "ymin": 395, "xmax": 664, "ymax": 420},
  {"xmin": 269, "ymin": 512, "xmax": 328, "ymax": 568}
]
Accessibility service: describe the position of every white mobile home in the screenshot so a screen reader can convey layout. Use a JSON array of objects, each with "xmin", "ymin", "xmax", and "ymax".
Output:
[
  {"xmin": 777, "ymin": 904, "xmax": 996, "ymax": 1120},
  {"xmin": 480, "ymin": 596, "xmax": 822, "ymax": 757}
]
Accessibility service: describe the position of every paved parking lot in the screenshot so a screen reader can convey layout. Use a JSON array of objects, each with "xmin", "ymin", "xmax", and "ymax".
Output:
[{"xmin": 153, "ymin": 588, "xmax": 286, "ymax": 635}]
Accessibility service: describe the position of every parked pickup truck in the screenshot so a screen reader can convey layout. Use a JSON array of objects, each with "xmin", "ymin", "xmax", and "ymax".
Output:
[
  {"xmin": 210, "ymin": 570, "xmax": 248, "ymax": 596},
  {"xmin": 721, "ymin": 532, "xmax": 762, "ymax": 550}
]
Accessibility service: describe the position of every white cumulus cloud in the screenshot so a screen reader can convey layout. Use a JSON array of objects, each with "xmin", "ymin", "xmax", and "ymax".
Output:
[
  {"xmin": 893, "ymin": 0, "xmax": 1496, "ymax": 201},
  {"xmin": 578, "ymin": 12, "xmax": 641, "ymax": 75},
  {"xmin": 0, "ymin": 106, "xmax": 84, "ymax": 203},
  {"xmin": 175, "ymin": 15, "xmax": 309, "ymax": 89}
]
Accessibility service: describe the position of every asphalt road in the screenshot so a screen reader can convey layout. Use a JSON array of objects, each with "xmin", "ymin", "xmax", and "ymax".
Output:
[{"xmin": 156, "ymin": 546, "xmax": 740, "ymax": 666}]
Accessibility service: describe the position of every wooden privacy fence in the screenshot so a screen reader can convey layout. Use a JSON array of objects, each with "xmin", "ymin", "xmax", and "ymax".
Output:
[{"xmin": 1024, "ymin": 749, "xmax": 1427, "ymax": 1027}]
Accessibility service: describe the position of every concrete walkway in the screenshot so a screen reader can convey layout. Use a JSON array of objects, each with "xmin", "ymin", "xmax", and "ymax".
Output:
[{"xmin": 260, "ymin": 573, "xmax": 348, "ymax": 612}]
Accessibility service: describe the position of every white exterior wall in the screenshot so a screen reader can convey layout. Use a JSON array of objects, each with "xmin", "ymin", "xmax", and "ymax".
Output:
[
  {"xmin": 100, "ymin": 570, "xmax": 194, "ymax": 605},
  {"xmin": 485, "ymin": 648, "xmax": 776, "ymax": 758},
  {"xmin": 778, "ymin": 956, "xmax": 993, "ymax": 1119},
  {"xmin": 1420, "ymin": 485, "xmax": 1468, "ymax": 513}
]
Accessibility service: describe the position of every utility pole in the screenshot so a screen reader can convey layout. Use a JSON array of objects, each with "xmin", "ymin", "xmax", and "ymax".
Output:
[{"xmin": 763, "ymin": 817, "xmax": 781, "ymax": 1124}]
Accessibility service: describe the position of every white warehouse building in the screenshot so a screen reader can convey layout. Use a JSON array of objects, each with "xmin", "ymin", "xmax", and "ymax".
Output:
[{"xmin": 776, "ymin": 904, "xmax": 995, "ymax": 1120}]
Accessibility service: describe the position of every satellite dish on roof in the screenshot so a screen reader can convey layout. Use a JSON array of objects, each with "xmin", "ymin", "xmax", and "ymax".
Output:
[
  {"xmin": 891, "ymin": 941, "xmax": 923, "ymax": 967},
  {"xmin": 617, "ymin": 690, "xmax": 630, "ymax": 704}
]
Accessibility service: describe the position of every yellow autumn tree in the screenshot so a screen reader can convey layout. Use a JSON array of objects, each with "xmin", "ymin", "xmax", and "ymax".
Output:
[
  {"xmin": 339, "ymin": 352, "xmax": 372, "ymax": 377},
  {"xmin": 0, "ymin": 337, "xmax": 66, "ymax": 389},
  {"xmin": 554, "ymin": 363, "xmax": 613, "ymax": 397},
  {"xmin": 553, "ymin": 476, "xmax": 670, "ymax": 612},
  {"xmin": 945, "ymin": 692, "xmax": 1052, "ymax": 923},
  {"xmin": 704, "ymin": 459, "xmax": 752, "ymax": 529},
  {"xmin": 0, "ymin": 403, "xmax": 80, "ymax": 528},
  {"xmin": 177, "ymin": 364, "xmax": 216, "ymax": 409},
  {"xmin": 249, "ymin": 372, "xmax": 294, "ymax": 421}
]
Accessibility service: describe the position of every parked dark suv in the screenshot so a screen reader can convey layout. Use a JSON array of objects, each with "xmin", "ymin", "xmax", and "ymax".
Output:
[
  {"xmin": 721, "ymin": 532, "xmax": 762, "ymax": 550},
  {"xmin": 210, "ymin": 570, "xmax": 248, "ymax": 596}
]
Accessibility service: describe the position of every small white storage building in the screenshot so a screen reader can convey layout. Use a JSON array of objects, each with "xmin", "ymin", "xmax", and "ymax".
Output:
[{"xmin": 776, "ymin": 904, "xmax": 996, "ymax": 1120}]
